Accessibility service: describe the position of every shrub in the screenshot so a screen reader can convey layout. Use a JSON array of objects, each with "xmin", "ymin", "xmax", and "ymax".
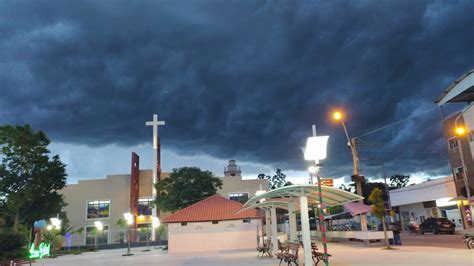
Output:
[{"xmin": 0, "ymin": 231, "xmax": 27, "ymax": 260}]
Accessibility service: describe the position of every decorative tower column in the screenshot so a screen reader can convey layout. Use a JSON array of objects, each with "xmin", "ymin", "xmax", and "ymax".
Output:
[{"xmin": 146, "ymin": 114, "xmax": 165, "ymax": 241}]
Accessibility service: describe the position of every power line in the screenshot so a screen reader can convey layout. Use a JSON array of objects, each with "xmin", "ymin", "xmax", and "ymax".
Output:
[{"xmin": 355, "ymin": 106, "xmax": 439, "ymax": 139}]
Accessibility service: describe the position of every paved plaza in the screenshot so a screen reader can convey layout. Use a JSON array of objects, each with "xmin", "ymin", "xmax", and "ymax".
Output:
[{"xmin": 34, "ymin": 241, "xmax": 473, "ymax": 266}]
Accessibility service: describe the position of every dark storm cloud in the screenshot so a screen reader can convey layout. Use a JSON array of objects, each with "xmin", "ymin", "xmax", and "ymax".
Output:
[{"xmin": 0, "ymin": 0, "xmax": 473, "ymax": 177}]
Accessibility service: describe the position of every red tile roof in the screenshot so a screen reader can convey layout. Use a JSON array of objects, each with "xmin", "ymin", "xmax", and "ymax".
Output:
[{"xmin": 163, "ymin": 195, "xmax": 261, "ymax": 223}]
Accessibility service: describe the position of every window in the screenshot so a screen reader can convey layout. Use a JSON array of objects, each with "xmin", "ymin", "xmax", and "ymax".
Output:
[
  {"xmin": 448, "ymin": 137, "xmax": 459, "ymax": 150},
  {"xmin": 454, "ymin": 167, "xmax": 464, "ymax": 181},
  {"xmin": 243, "ymin": 219, "xmax": 251, "ymax": 224},
  {"xmin": 212, "ymin": 221, "xmax": 219, "ymax": 224},
  {"xmin": 85, "ymin": 225, "xmax": 109, "ymax": 245},
  {"xmin": 138, "ymin": 198, "xmax": 153, "ymax": 215},
  {"xmin": 181, "ymin": 222, "xmax": 187, "ymax": 226},
  {"xmin": 229, "ymin": 192, "xmax": 249, "ymax": 204},
  {"xmin": 87, "ymin": 200, "xmax": 110, "ymax": 219}
]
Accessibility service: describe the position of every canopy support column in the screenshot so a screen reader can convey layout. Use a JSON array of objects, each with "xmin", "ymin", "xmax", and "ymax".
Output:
[
  {"xmin": 265, "ymin": 209, "xmax": 271, "ymax": 242},
  {"xmin": 288, "ymin": 201, "xmax": 298, "ymax": 242},
  {"xmin": 270, "ymin": 207, "xmax": 278, "ymax": 256},
  {"xmin": 300, "ymin": 196, "xmax": 312, "ymax": 266}
]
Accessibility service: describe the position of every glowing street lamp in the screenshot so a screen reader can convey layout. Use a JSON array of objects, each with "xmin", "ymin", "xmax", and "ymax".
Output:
[
  {"xmin": 331, "ymin": 110, "xmax": 369, "ymax": 235},
  {"xmin": 151, "ymin": 217, "xmax": 161, "ymax": 250},
  {"xmin": 123, "ymin": 212, "xmax": 134, "ymax": 225},
  {"xmin": 454, "ymin": 122, "xmax": 472, "ymax": 228},
  {"xmin": 456, "ymin": 126, "xmax": 467, "ymax": 136},
  {"xmin": 94, "ymin": 221, "xmax": 103, "ymax": 251},
  {"xmin": 152, "ymin": 217, "xmax": 160, "ymax": 229},
  {"xmin": 122, "ymin": 212, "xmax": 134, "ymax": 256},
  {"xmin": 94, "ymin": 221, "xmax": 103, "ymax": 231},
  {"xmin": 304, "ymin": 125, "xmax": 330, "ymax": 266},
  {"xmin": 50, "ymin": 218, "xmax": 61, "ymax": 230}
]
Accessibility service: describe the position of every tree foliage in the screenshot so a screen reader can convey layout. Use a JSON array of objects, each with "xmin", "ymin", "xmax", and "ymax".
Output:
[
  {"xmin": 368, "ymin": 187, "xmax": 390, "ymax": 248},
  {"xmin": 0, "ymin": 124, "xmax": 67, "ymax": 233},
  {"xmin": 155, "ymin": 167, "xmax": 223, "ymax": 212},
  {"xmin": 338, "ymin": 184, "xmax": 353, "ymax": 193},
  {"xmin": 349, "ymin": 180, "xmax": 388, "ymax": 205},
  {"xmin": 257, "ymin": 169, "xmax": 291, "ymax": 189},
  {"xmin": 389, "ymin": 174, "xmax": 410, "ymax": 190},
  {"xmin": 0, "ymin": 230, "xmax": 27, "ymax": 260}
]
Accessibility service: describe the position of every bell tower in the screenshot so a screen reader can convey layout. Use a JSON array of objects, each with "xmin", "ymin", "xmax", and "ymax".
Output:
[{"xmin": 224, "ymin": 160, "xmax": 242, "ymax": 179}]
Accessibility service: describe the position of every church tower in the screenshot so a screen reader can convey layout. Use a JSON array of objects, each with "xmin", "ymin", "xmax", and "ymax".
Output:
[{"xmin": 224, "ymin": 160, "xmax": 242, "ymax": 179}]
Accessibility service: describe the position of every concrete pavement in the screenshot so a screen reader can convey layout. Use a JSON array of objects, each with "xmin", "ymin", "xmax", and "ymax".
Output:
[{"xmin": 34, "ymin": 241, "xmax": 473, "ymax": 266}]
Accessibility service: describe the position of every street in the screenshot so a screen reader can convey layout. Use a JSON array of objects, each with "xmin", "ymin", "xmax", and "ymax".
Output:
[{"xmin": 400, "ymin": 233, "xmax": 466, "ymax": 249}]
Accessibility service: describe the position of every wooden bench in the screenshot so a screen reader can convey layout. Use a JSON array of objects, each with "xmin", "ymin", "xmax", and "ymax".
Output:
[
  {"xmin": 276, "ymin": 242, "xmax": 299, "ymax": 266},
  {"xmin": 312, "ymin": 251, "xmax": 332, "ymax": 265},
  {"xmin": 256, "ymin": 239, "xmax": 272, "ymax": 258}
]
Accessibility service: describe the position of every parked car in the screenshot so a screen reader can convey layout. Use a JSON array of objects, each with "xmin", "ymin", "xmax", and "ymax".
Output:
[{"xmin": 420, "ymin": 218, "xmax": 455, "ymax": 235}]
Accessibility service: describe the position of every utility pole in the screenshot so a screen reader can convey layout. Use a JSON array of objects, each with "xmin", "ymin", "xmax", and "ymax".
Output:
[
  {"xmin": 332, "ymin": 111, "xmax": 369, "ymax": 235},
  {"xmin": 350, "ymin": 138, "xmax": 369, "ymax": 233}
]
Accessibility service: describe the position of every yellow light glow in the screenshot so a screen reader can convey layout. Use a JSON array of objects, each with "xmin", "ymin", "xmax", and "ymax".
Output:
[
  {"xmin": 333, "ymin": 112, "xmax": 342, "ymax": 120},
  {"xmin": 456, "ymin": 127, "xmax": 466, "ymax": 135},
  {"xmin": 138, "ymin": 215, "xmax": 145, "ymax": 220}
]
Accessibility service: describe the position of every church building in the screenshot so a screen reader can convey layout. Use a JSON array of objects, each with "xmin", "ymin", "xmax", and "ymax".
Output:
[{"xmin": 59, "ymin": 157, "xmax": 268, "ymax": 247}]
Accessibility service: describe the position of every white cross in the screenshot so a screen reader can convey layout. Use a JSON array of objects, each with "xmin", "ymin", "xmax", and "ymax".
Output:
[
  {"xmin": 146, "ymin": 114, "xmax": 165, "ymax": 149},
  {"xmin": 145, "ymin": 114, "xmax": 165, "ymax": 241}
]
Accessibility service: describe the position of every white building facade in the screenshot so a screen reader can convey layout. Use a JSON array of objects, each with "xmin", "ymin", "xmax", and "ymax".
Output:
[{"xmin": 390, "ymin": 177, "xmax": 463, "ymax": 231}]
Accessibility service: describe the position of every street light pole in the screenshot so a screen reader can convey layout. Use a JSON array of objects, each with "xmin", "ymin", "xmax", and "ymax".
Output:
[
  {"xmin": 333, "ymin": 112, "xmax": 368, "ymax": 233},
  {"xmin": 454, "ymin": 109, "xmax": 473, "ymax": 228}
]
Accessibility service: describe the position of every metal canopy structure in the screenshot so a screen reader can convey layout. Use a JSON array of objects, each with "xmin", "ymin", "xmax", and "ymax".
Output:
[
  {"xmin": 240, "ymin": 184, "xmax": 363, "ymax": 265},
  {"xmin": 435, "ymin": 69, "xmax": 474, "ymax": 105},
  {"xmin": 243, "ymin": 184, "xmax": 363, "ymax": 208}
]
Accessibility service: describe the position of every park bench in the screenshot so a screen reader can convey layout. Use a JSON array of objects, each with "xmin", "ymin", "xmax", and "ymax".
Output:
[
  {"xmin": 312, "ymin": 250, "xmax": 332, "ymax": 266},
  {"xmin": 276, "ymin": 242, "xmax": 299, "ymax": 266},
  {"xmin": 256, "ymin": 239, "xmax": 272, "ymax": 258}
]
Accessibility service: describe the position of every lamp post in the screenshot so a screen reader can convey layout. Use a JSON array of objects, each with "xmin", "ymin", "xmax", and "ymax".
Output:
[
  {"xmin": 152, "ymin": 217, "xmax": 160, "ymax": 249},
  {"xmin": 94, "ymin": 221, "xmax": 103, "ymax": 251},
  {"xmin": 304, "ymin": 125, "xmax": 330, "ymax": 266},
  {"xmin": 123, "ymin": 212, "xmax": 134, "ymax": 256},
  {"xmin": 454, "ymin": 122, "xmax": 472, "ymax": 228},
  {"xmin": 332, "ymin": 111, "xmax": 369, "ymax": 234}
]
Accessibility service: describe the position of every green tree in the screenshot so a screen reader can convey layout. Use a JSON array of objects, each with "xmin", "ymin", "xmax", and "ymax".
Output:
[
  {"xmin": 257, "ymin": 169, "xmax": 291, "ymax": 189},
  {"xmin": 115, "ymin": 218, "xmax": 128, "ymax": 244},
  {"xmin": 368, "ymin": 187, "xmax": 391, "ymax": 249},
  {"xmin": 155, "ymin": 167, "xmax": 223, "ymax": 212},
  {"xmin": 0, "ymin": 125, "xmax": 67, "ymax": 233},
  {"xmin": 339, "ymin": 184, "xmax": 353, "ymax": 193},
  {"xmin": 389, "ymin": 175, "xmax": 410, "ymax": 190},
  {"xmin": 349, "ymin": 180, "xmax": 388, "ymax": 205}
]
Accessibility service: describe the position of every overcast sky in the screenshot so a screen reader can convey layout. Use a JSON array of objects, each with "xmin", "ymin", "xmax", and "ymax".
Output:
[{"xmin": 1, "ymin": 1, "xmax": 473, "ymax": 185}]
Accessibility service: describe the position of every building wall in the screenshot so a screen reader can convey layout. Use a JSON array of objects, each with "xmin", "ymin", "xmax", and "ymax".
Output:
[
  {"xmin": 60, "ymin": 171, "xmax": 167, "ymax": 246},
  {"xmin": 60, "ymin": 169, "xmax": 265, "ymax": 246},
  {"xmin": 218, "ymin": 178, "xmax": 269, "ymax": 199},
  {"xmin": 60, "ymin": 174, "xmax": 130, "ymax": 246},
  {"xmin": 389, "ymin": 176, "xmax": 456, "ymax": 207},
  {"xmin": 442, "ymin": 112, "xmax": 474, "ymax": 197},
  {"xmin": 167, "ymin": 219, "xmax": 260, "ymax": 253}
]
